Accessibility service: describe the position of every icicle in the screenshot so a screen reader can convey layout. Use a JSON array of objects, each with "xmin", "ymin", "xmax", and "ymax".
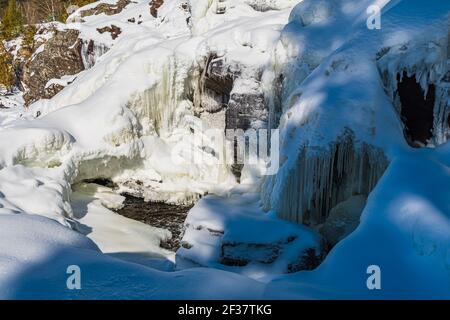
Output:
[
  {"xmin": 128, "ymin": 56, "xmax": 192, "ymax": 135},
  {"xmin": 271, "ymin": 132, "xmax": 389, "ymax": 226}
]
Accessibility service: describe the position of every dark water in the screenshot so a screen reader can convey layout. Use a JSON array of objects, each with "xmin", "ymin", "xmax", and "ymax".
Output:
[{"xmin": 116, "ymin": 195, "xmax": 193, "ymax": 251}]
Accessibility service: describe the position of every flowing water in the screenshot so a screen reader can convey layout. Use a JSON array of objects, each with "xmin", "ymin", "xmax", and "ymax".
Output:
[{"xmin": 116, "ymin": 195, "xmax": 193, "ymax": 251}]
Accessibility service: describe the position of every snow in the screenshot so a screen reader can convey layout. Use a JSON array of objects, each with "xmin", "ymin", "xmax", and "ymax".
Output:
[
  {"xmin": 262, "ymin": 0, "xmax": 450, "ymax": 298},
  {"xmin": 45, "ymin": 75, "xmax": 78, "ymax": 89},
  {"xmin": 71, "ymin": 183, "xmax": 176, "ymax": 270},
  {"xmin": 178, "ymin": 190, "xmax": 321, "ymax": 280},
  {"xmin": 0, "ymin": 214, "xmax": 264, "ymax": 299},
  {"xmin": 0, "ymin": 0, "xmax": 449, "ymax": 299}
]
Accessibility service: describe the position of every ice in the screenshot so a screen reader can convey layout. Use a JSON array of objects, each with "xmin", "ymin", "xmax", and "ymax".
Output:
[
  {"xmin": 266, "ymin": 148, "xmax": 450, "ymax": 299},
  {"xmin": 178, "ymin": 190, "xmax": 322, "ymax": 279}
]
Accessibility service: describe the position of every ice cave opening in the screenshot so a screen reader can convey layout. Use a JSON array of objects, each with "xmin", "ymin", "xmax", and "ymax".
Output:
[
  {"xmin": 396, "ymin": 72, "xmax": 436, "ymax": 147},
  {"xmin": 116, "ymin": 195, "xmax": 193, "ymax": 251}
]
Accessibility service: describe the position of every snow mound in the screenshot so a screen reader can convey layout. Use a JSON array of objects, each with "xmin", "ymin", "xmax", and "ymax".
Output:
[
  {"xmin": 0, "ymin": 214, "xmax": 264, "ymax": 299},
  {"xmin": 289, "ymin": 0, "xmax": 335, "ymax": 26}
]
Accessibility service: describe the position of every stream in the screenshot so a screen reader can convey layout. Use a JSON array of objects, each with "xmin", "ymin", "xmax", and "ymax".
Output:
[{"xmin": 116, "ymin": 195, "xmax": 193, "ymax": 251}]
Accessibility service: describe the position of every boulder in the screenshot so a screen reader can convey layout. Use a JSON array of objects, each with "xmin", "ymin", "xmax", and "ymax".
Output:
[
  {"xmin": 79, "ymin": 0, "xmax": 132, "ymax": 18},
  {"xmin": 22, "ymin": 29, "xmax": 85, "ymax": 105}
]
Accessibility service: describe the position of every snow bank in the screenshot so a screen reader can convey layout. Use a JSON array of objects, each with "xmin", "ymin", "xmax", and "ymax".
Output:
[
  {"xmin": 0, "ymin": 214, "xmax": 264, "ymax": 299},
  {"xmin": 263, "ymin": 0, "xmax": 450, "ymax": 223},
  {"xmin": 178, "ymin": 190, "xmax": 322, "ymax": 279}
]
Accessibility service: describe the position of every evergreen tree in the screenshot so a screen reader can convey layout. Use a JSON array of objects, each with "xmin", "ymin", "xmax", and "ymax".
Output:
[
  {"xmin": 0, "ymin": 41, "xmax": 14, "ymax": 92},
  {"xmin": 0, "ymin": 0, "xmax": 24, "ymax": 40},
  {"xmin": 20, "ymin": 24, "xmax": 36, "ymax": 58}
]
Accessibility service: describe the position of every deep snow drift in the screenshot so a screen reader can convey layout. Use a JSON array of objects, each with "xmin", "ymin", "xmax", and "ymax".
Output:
[{"xmin": 0, "ymin": 0, "xmax": 449, "ymax": 299}]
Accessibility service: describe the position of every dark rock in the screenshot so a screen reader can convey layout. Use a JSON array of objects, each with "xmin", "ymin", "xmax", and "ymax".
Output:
[
  {"xmin": 150, "ymin": 0, "xmax": 164, "ymax": 18},
  {"xmin": 196, "ymin": 55, "xmax": 235, "ymax": 113},
  {"xmin": 80, "ymin": 0, "xmax": 133, "ymax": 18},
  {"xmin": 287, "ymin": 248, "xmax": 324, "ymax": 273},
  {"xmin": 97, "ymin": 25, "xmax": 122, "ymax": 40},
  {"xmin": 219, "ymin": 235, "xmax": 300, "ymax": 268},
  {"xmin": 83, "ymin": 178, "xmax": 118, "ymax": 189},
  {"xmin": 22, "ymin": 29, "xmax": 85, "ymax": 106},
  {"xmin": 220, "ymin": 242, "xmax": 282, "ymax": 266},
  {"xmin": 226, "ymin": 91, "xmax": 267, "ymax": 131}
]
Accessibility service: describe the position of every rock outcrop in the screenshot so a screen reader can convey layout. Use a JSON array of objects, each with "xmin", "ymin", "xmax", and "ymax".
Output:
[
  {"xmin": 97, "ymin": 25, "xmax": 122, "ymax": 40},
  {"xmin": 79, "ymin": 0, "xmax": 132, "ymax": 19},
  {"xmin": 22, "ymin": 29, "xmax": 85, "ymax": 105}
]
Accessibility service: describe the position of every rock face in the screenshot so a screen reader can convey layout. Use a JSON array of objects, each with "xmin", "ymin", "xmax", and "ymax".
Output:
[
  {"xmin": 220, "ymin": 238, "xmax": 294, "ymax": 266},
  {"xmin": 192, "ymin": 54, "xmax": 281, "ymax": 180},
  {"xmin": 116, "ymin": 194, "xmax": 193, "ymax": 251},
  {"xmin": 180, "ymin": 219, "xmax": 323, "ymax": 273},
  {"xmin": 0, "ymin": 43, "xmax": 15, "ymax": 92},
  {"xmin": 79, "ymin": 0, "xmax": 132, "ymax": 18},
  {"xmin": 226, "ymin": 89, "xmax": 267, "ymax": 131},
  {"xmin": 195, "ymin": 56, "xmax": 235, "ymax": 114},
  {"xmin": 97, "ymin": 25, "xmax": 122, "ymax": 40},
  {"xmin": 22, "ymin": 29, "xmax": 85, "ymax": 105},
  {"xmin": 195, "ymin": 55, "xmax": 272, "ymax": 132},
  {"xmin": 150, "ymin": 0, "xmax": 165, "ymax": 18}
]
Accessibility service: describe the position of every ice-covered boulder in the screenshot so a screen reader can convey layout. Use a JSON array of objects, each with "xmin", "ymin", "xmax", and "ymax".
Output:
[
  {"xmin": 178, "ymin": 193, "xmax": 323, "ymax": 276},
  {"xmin": 289, "ymin": 0, "xmax": 335, "ymax": 27}
]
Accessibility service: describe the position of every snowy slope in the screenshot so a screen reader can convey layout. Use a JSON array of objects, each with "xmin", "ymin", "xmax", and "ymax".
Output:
[{"xmin": 0, "ymin": 213, "xmax": 263, "ymax": 299}]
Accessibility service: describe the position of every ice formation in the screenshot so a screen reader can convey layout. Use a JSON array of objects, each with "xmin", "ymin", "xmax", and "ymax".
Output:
[{"xmin": 263, "ymin": 134, "xmax": 388, "ymax": 225}]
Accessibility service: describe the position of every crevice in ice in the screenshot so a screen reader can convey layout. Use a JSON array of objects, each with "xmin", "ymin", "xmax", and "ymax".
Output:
[
  {"xmin": 82, "ymin": 178, "xmax": 117, "ymax": 189},
  {"xmin": 377, "ymin": 40, "xmax": 450, "ymax": 147},
  {"xmin": 73, "ymin": 155, "xmax": 145, "ymax": 186}
]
